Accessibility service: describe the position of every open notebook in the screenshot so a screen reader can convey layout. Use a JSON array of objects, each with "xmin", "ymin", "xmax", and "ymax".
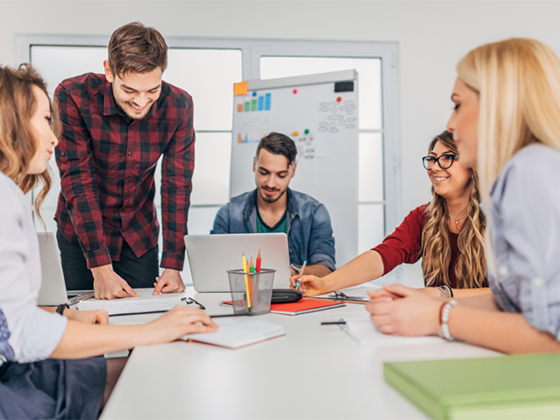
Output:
[{"xmin": 184, "ymin": 319, "xmax": 286, "ymax": 349}]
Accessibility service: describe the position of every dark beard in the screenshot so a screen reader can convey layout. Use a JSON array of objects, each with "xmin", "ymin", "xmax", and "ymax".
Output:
[{"xmin": 258, "ymin": 187, "xmax": 286, "ymax": 203}]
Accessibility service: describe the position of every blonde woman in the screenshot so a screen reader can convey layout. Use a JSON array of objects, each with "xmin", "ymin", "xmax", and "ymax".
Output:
[
  {"xmin": 0, "ymin": 64, "xmax": 217, "ymax": 419},
  {"xmin": 367, "ymin": 38, "xmax": 560, "ymax": 353},
  {"xmin": 291, "ymin": 131, "xmax": 488, "ymax": 298}
]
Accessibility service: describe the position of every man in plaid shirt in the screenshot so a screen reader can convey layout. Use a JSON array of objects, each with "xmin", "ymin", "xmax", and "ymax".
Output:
[{"xmin": 55, "ymin": 22, "xmax": 193, "ymax": 299}]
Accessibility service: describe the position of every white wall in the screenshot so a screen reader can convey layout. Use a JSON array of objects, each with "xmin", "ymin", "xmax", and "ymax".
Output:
[{"xmin": 3, "ymin": 0, "xmax": 560, "ymax": 286}]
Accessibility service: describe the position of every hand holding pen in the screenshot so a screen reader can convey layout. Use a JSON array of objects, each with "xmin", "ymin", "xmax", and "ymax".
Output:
[{"xmin": 294, "ymin": 261, "xmax": 307, "ymax": 293}]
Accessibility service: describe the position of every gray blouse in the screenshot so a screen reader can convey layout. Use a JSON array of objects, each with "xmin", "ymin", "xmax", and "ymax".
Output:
[
  {"xmin": 488, "ymin": 144, "xmax": 560, "ymax": 340},
  {"xmin": 0, "ymin": 171, "xmax": 67, "ymax": 362}
]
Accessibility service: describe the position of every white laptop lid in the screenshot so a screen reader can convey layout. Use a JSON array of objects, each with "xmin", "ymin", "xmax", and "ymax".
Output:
[
  {"xmin": 37, "ymin": 232, "xmax": 69, "ymax": 306},
  {"xmin": 185, "ymin": 233, "xmax": 291, "ymax": 293}
]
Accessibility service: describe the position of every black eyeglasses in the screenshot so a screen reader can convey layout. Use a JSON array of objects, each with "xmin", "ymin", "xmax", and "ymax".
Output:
[
  {"xmin": 181, "ymin": 296, "xmax": 206, "ymax": 310},
  {"xmin": 422, "ymin": 154, "xmax": 458, "ymax": 170}
]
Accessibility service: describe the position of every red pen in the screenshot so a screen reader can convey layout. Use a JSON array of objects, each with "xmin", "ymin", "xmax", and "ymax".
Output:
[{"xmin": 256, "ymin": 249, "xmax": 261, "ymax": 272}]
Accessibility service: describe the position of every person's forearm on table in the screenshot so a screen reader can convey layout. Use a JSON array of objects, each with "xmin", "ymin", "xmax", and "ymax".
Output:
[
  {"xmin": 448, "ymin": 305, "xmax": 560, "ymax": 354},
  {"xmin": 317, "ymin": 250, "xmax": 385, "ymax": 293}
]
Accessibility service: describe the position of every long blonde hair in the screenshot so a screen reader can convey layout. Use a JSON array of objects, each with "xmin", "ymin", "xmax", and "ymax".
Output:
[
  {"xmin": 457, "ymin": 38, "xmax": 560, "ymax": 273},
  {"xmin": 421, "ymin": 131, "xmax": 486, "ymax": 288},
  {"xmin": 0, "ymin": 64, "xmax": 58, "ymax": 218}
]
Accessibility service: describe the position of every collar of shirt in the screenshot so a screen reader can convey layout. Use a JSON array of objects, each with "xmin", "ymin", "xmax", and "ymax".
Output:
[{"xmin": 102, "ymin": 81, "xmax": 159, "ymax": 120}]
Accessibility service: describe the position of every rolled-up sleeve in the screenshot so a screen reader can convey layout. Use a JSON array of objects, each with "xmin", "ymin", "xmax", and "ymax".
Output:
[
  {"xmin": 490, "ymin": 145, "xmax": 560, "ymax": 340},
  {"xmin": 0, "ymin": 179, "xmax": 67, "ymax": 362}
]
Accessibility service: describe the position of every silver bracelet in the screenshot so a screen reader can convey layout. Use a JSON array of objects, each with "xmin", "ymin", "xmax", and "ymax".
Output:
[
  {"xmin": 438, "ymin": 299, "xmax": 458, "ymax": 341},
  {"xmin": 438, "ymin": 285, "xmax": 448, "ymax": 298}
]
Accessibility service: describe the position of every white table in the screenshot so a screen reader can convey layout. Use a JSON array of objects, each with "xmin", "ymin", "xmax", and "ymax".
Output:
[{"xmin": 101, "ymin": 288, "xmax": 501, "ymax": 419}]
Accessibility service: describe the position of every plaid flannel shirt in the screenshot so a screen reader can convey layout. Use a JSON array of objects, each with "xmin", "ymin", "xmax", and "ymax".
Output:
[{"xmin": 54, "ymin": 73, "xmax": 194, "ymax": 270}]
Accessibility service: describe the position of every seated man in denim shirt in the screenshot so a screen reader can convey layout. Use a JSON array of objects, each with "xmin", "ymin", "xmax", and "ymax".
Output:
[{"xmin": 211, "ymin": 132, "xmax": 335, "ymax": 277}]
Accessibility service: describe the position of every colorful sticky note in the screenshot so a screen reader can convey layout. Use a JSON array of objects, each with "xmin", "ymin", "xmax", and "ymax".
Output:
[
  {"xmin": 234, "ymin": 81, "xmax": 248, "ymax": 95},
  {"xmin": 237, "ymin": 104, "xmax": 244, "ymax": 113}
]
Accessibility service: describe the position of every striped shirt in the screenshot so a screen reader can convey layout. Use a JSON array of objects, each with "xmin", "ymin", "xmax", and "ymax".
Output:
[{"xmin": 488, "ymin": 144, "xmax": 560, "ymax": 340}]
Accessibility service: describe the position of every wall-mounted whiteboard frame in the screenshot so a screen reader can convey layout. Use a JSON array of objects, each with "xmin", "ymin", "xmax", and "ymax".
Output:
[{"xmin": 231, "ymin": 70, "xmax": 359, "ymax": 266}]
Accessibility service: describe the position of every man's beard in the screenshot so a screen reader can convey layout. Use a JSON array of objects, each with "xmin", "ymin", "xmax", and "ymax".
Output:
[{"xmin": 258, "ymin": 186, "xmax": 287, "ymax": 204}]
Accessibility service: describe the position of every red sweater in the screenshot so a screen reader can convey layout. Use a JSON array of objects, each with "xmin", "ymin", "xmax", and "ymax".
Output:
[{"xmin": 373, "ymin": 204, "xmax": 460, "ymax": 288}]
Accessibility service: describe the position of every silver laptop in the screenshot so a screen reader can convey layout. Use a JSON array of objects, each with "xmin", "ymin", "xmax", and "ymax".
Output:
[
  {"xmin": 37, "ymin": 232, "xmax": 94, "ymax": 306},
  {"xmin": 185, "ymin": 233, "xmax": 291, "ymax": 292}
]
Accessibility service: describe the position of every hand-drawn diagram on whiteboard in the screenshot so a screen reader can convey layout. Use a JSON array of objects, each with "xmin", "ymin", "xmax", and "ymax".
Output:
[
  {"xmin": 235, "ymin": 92, "xmax": 272, "ymax": 143},
  {"xmin": 319, "ymin": 100, "xmax": 357, "ymax": 133},
  {"xmin": 295, "ymin": 131, "xmax": 315, "ymax": 160}
]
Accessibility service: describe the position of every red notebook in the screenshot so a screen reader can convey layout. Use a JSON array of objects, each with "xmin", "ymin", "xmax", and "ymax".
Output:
[{"xmin": 222, "ymin": 299, "xmax": 346, "ymax": 316}]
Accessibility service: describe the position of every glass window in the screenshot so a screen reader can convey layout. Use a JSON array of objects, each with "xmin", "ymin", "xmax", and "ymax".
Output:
[
  {"xmin": 359, "ymin": 132, "xmax": 384, "ymax": 203},
  {"xmin": 153, "ymin": 132, "xmax": 232, "ymax": 206},
  {"xmin": 31, "ymin": 46, "xmax": 107, "ymax": 97},
  {"xmin": 260, "ymin": 57, "xmax": 382, "ymax": 131},
  {"xmin": 358, "ymin": 204, "xmax": 385, "ymax": 254},
  {"xmin": 165, "ymin": 49, "xmax": 242, "ymax": 131}
]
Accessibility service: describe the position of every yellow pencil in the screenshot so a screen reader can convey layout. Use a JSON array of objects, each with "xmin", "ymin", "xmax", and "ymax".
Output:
[{"xmin": 242, "ymin": 253, "xmax": 252, "ymax": 309}]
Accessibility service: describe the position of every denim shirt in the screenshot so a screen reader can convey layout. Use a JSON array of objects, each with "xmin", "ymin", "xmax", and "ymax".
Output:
[
  {"xmin": 487, "ymin": 144, "xmax": 560, "ymax": 340},
  {"xmin": 211, "ymin": 188, "xmax": 336, "ymax": 271}
]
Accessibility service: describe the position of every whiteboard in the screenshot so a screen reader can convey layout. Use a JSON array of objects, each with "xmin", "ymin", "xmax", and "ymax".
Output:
[{"xmin": 230, "ymin": 70, "xmax": 359, "ymax": 266}]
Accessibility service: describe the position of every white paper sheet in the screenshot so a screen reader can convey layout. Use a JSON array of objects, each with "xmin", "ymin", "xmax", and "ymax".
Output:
[
  {"xmin": 342, "ymin": 315, "xmax": 443, "ymax": 346},
  {"xmin": 315, "ymin": 284, "xmax": 381, "ymax": 300},
  {"xmin": 77, "ymin": 294, "xmax": 186, "ymax": 316}
]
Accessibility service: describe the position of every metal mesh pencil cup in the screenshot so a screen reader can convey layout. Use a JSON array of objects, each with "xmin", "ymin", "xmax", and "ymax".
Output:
[{"xmin": 227, "ymin": 268, "xmax": 275, "ymax": 315}]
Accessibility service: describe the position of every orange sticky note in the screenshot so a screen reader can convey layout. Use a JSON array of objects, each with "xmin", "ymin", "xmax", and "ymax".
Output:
[
  {"xmin": 234, "ymin": 81, "xmax": 248, "ymax": 95},
  {"xmin": 237, "ymin": 104, "xmax": 244, "ymax": 112}
]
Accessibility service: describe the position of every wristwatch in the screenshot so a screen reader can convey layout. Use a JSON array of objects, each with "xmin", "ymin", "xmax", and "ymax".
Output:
[
  {"xmin": 438, "ymin": 299, "xmax": 458, "ymax": 341},
  {"xmin": 56, "ymin": 303, "xmax": 70, "ymax": 316}
]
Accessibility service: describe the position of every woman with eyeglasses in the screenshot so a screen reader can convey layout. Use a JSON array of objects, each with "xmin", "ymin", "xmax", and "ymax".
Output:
[
  {"xmin": 367, "ymin": 38, "xmax": 560, "ymax": 353},
  {"xmin": 291, "ymin": 130, "xmax": 489, "ymax": 298},
  {"xmin": 0, "ymin": 64, "xmax": 217, "ymax": 419}
]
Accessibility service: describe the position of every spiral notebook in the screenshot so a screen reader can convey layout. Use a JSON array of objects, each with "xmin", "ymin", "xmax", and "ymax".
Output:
[{"xmin": 222, "ymin": 298, "xmax": 346, "ymax": 315}]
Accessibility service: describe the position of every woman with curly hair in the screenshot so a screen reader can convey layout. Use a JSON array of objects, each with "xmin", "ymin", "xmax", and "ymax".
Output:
[{"xmin": 292, "ymin": 130, "xmax": 488, "ymax": 298}]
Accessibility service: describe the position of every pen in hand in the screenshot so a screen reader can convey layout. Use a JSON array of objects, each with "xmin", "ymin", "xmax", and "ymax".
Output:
[{"xmin": 295, "ymin": 261, "xmax": 307, "ymax": 292}]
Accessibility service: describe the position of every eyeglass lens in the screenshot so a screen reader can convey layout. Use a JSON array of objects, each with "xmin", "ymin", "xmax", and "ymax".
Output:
[{"xmin": 422, "ymin": 154, "xmax": 457, "ymax": 170}]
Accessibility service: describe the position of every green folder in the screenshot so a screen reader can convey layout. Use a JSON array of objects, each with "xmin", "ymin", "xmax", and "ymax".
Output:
[{"xmin": 384, "ymin": 353, "xmax": 560, "ymax": 419}]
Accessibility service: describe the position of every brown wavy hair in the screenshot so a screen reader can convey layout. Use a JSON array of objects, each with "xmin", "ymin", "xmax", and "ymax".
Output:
[
  {"xmin": 0, "ymin": 64, "xmax": 58, "ymax": 219},
  {"xmin": 421, "ymin": 131, "xmax": 486, "ymax": 288}
]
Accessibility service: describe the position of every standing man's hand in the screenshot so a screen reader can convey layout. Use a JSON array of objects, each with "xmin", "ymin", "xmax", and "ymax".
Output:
[
  {"xmin": 153, "ymin": 269, "xmax": 186, "ymax": 295},
  {"xmin": 91, "ymin": 265, "xmax": 140, "ymax": 300}
]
